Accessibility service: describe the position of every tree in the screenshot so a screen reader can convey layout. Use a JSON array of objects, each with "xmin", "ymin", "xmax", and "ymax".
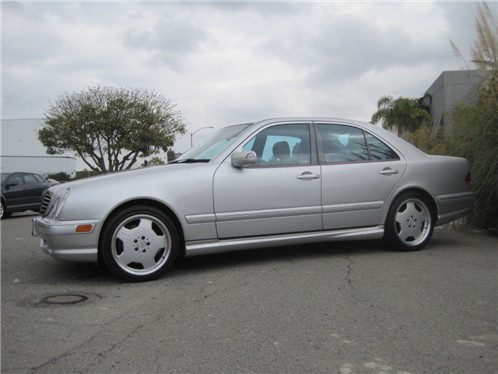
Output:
[
  {"xmin": 144, "ymin": 156, "xmax": 166, "ymax": 167},
  {"xmin": 38, "ymin": 86, "xmax": 186, "ymax": 173},
  {"xmin": 472, "ymin": 2, "xmax": 497, "ymax": 75},
  {"xmin": 371, "ymin": 96, "xmax": 431, "ymax": 136},
  {"xmin": 446, "ymin": 2, "xmax": 498, "ymax": 232}
]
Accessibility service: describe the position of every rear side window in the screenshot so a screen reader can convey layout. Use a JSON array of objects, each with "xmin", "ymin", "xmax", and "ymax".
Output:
[
  {"xmin": 318, "ymin": 124, "xmax": 369, "ymax": 163},
  {"xmin": 318, "ymin": 124, "xmax": 399, "ymax": 163},
  {"xmin": 365, "ymin": 133, "xmax": 399, "ymax": 160}
]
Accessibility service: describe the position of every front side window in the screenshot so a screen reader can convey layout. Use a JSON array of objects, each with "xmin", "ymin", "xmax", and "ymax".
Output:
[
  {"xmin": 24, "ymin": 174, "xmax": 39, "ymax": 184},
  {"xmin": 242, "ymin": 124, "xmax": 311, "ymax": 166},
  {"xmin": 32, "ymin": 174, "xmax": 46, "ymax": 183}
]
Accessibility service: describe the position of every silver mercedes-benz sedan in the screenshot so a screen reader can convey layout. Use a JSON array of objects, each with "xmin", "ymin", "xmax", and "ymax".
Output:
[{"xmin": 33, "ymin": 118, "xmax": 474, "ymax": 281}]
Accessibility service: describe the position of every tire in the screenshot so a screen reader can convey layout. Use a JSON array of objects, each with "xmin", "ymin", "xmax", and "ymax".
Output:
[
  {"xmin": 100, "ymin": 205, "xmax": 179, "ymax": 282},
  {"xmin": 0, "ymin": 200, "xmax": 10, "ymax": 220},
  {"xmin": 385, "ymin": 192, "xmax": 434, "ymax": 252}
]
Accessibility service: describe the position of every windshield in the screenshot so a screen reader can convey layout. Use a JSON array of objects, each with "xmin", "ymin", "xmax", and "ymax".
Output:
[
  {"xmin": 174, "ymin": 123, "xmax": 252, "ymax": 163},
  {"xmin": 1, "ymin": 173, "xmax": 11, "ymax": 184}
]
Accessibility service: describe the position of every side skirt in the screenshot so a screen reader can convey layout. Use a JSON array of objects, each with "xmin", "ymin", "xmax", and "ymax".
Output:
[{"xmin": 185, "ymin": 225, "xmax": 384, "ymax": 257}]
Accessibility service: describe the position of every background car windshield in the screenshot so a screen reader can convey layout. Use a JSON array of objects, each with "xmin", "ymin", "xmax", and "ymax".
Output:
[
  {"xmin": 176, "ymin": 124, "xmax": 251, "ymax": 161},
  {"xmin": 1, "ymin": 174, "xmax": 11, "ymax": 184}
]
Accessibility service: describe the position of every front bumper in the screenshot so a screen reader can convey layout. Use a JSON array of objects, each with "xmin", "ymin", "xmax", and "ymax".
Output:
[{"xmin": 32, "ymin": 216, "xmax": 100, "ymax": 262}]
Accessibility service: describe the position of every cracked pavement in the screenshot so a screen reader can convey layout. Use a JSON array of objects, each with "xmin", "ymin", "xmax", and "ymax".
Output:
[{"xmin": 2, "ymin": 214, "xmax": 497, "ymax": 373}]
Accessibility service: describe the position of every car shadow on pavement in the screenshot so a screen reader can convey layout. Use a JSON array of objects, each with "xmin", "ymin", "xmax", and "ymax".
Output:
[
  {"xmin": 171, "ymin": 239, "xmax": 389, "ymax": 277},
  {"xmin": 32, "ymin": 239, "xmax": 390, "ymax": 284}
]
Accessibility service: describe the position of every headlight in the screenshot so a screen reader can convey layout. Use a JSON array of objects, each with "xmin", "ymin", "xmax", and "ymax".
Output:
[{"xmin": 50, "ymin": 188, "xmax": 71, "ymax": 219}]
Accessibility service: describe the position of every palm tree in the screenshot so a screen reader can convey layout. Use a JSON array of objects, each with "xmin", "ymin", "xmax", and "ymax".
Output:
[{"xmin": 371, "ymin": 95, "xmax": 431, "ymax": 137}]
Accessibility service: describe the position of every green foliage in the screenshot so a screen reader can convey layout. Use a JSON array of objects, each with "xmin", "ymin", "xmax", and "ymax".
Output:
[
  {"xmin": 409, "ymin": 125, "xmax": 448, "ymax": 155},
  {"xmin": 38, "ymin": 86, "xmax": 186, "ymax": 173},
  {"xmin": 472, "ymin": 2, "xmax": 497, "ymax": 75},
  {"xmin": 45, "ymin": 172, "xmax": 72, "ymax": 182},
  {"xmin": 74, "ymin": 169, "xmax": 102, "ymax": 180},
  {"xmin": 448, "ymin": 70, "xmax": 498, "ymax": 232},
  {"xmin": 371, "ymin": 96, "xmax": 431, "ymax": 136},
  {"xmin": 143, "ymin": 157, "xmax": 166, "ymax": 167}
]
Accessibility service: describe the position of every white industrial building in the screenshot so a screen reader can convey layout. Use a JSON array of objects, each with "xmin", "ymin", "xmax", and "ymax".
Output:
[
  {"xmin": 0, "ymin": 155, "xmax": 76, "ymax": 176},
  {"xmin": 0, "ymin": 118, "xmax": 76, "ymax": 177}
]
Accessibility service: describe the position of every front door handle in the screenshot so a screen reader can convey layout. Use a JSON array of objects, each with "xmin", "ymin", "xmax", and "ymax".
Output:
[
  {"xmin": 297, "ymin": 172, "xmax": 320, "ymax": 180},
  {"xmin": 379, "ymin": 168, "xmax": 399, "ymax": 175}
]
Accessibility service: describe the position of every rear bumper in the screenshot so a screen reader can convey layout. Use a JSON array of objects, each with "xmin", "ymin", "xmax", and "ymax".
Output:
[
  {"xmin": 32, "ymin": 217, "xmax": 100, "ymax": 262},
  {"xmin": 436, "ymin": 191, "xmax": 474, "ymax": 225}
]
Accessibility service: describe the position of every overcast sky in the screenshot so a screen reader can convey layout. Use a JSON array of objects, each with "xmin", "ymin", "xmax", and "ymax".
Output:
[{"xmin": 1, "ymin": 1, "xmax": 486, "ymax": 153}]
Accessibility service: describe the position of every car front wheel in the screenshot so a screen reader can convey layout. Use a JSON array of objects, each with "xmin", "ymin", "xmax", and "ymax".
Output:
[
  {"xmin": 0, "ymin": 200, "xmax": 10, "ymax": 220},
  {"xmin": 100, "ymin": 205, "xmax": 179, "ymax": 282},
  {"xmin": 385, "ymin": 193, "xmax": 434, "ymax": 251}
]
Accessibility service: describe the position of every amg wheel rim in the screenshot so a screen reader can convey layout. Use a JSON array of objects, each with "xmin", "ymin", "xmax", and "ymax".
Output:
[
  {"xmin": 111, "ymin": 214, "xmax": 171, "ymax": 276},
  {"xmin": 394, "ymin": 198, "xmax": 431, "ymax": 246}
]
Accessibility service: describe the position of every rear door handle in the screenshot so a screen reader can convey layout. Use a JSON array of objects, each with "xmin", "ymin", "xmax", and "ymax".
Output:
[
  {"xmin": 297, "ymin": 172, "xmax": 320, "ymax": 180},
  {"xmin": 379, "ymin": 168, "xmax": 399, "ymax": 175}
]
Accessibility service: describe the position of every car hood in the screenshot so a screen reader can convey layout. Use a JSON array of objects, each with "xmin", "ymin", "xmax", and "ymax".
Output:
[
  {"xmin": 50, "ymin": 163, "xmax": 219, "ymax": 221},
  {"xmin": 52, "ymin": 164, "xmax": 209, "ymax": 191}
]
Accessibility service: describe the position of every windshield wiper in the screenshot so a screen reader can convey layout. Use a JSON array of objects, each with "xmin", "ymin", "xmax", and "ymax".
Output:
[{"xmin": 169, "ymin": 158, "xmax": 210, "ymax": 164}]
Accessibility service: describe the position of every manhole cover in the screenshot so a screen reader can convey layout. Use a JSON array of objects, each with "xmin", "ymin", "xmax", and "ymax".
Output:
[
  {"xmin": 32, "ymin": 292, "xmax": 101, "ymax": 307},
  {"xmin": 40, "ymin": 294, "xmax": 89, "ymax": 305}
]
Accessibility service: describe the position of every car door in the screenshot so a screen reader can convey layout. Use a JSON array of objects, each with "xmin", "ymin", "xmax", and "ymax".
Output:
[
  {"xmin": 3, "ymin": 173, "xmax": 27, "ymax": 208},
  {"xmin": 213, "ymin": 122, "xmax": 322, "ymax": 238},
  {"xmin": 316, "ymin": 122, "xmax": 407, "ymax": 230},
  {"xmin": 22, "ymin": 173, "xmax": 46, "ymax": 206}
]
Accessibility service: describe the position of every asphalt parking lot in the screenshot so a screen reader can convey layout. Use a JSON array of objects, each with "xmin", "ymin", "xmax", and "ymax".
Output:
[{"xmin": 1, "ymin": 213, "xmax": 497, "ymax": 374}]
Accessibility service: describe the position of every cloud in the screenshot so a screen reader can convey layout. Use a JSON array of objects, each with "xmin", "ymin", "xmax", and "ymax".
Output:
[
  {"xmin": 1, "ymin": 0, "xmax": 480, "ymax": 150},
  {"xmin": 122, "ymin": 10, "xmax": 206, "ymax": 71}
]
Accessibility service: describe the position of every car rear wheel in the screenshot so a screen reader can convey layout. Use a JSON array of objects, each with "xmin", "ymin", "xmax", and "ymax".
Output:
[
  {"xmin": 100, "ymin": 205, "xmax": 179, "ymax": 282},
  {"xmin": 385, "ymin": 192, "xmax": 434, "ymax": 251}
]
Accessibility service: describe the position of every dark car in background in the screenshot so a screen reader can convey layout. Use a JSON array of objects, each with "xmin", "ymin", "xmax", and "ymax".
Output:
[{"xmin": 1, "ymin": 172, "xmax": 57, "ymax": 219}]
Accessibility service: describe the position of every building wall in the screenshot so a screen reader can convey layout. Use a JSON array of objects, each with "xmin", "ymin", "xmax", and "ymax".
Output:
[
  {"xmin": 0, "ymin": 118, "xmax": 76, "ymax": 176},
  {"xmin": 0, "ymin": 155, "xmax": 76, "ymax": 176},
  {"xmin": 424, "ymin": 70, "xmax": 483, "ymax": 136}
]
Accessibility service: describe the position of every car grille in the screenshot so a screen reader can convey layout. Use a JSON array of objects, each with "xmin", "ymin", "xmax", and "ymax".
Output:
[{"xmin": 40, "ymin": 191, "xmax": 53, "ymax": 216}]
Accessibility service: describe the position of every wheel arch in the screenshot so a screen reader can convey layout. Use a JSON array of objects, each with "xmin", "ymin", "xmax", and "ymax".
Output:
[
  {"xmin": 385, "ymin": 187, "xmax": 438, "ymax": 224},
  {"xmin": 98, "ymin": 198, "xmax": 186, "ymax": 259}
]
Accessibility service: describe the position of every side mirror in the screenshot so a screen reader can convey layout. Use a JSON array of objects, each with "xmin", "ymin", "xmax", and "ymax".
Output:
[{"xmin": 231, "ymin": 151, "xmax": 257, "ymax": 168}]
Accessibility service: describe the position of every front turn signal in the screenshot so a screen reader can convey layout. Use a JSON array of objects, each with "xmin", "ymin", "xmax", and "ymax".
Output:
[{"xmin": 75, "ymin": 224, "xmax": 94, "ymax": 233}]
